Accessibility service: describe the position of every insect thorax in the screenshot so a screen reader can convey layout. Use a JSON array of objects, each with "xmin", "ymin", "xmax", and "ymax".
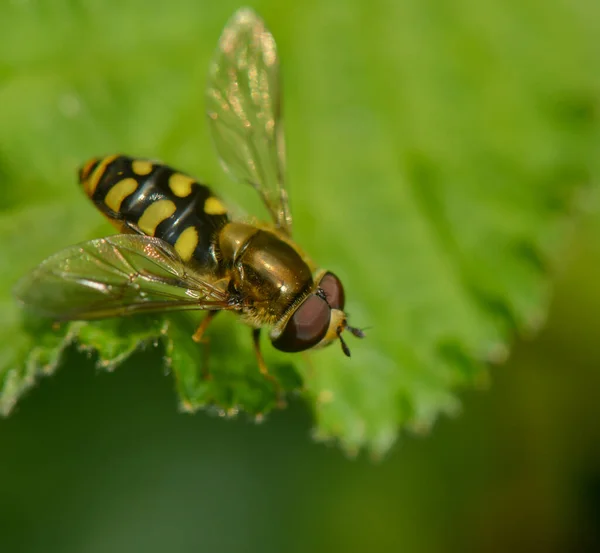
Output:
[{"xmin": 219, "ymin": 222, "xmax": 314, "ymax": 323}]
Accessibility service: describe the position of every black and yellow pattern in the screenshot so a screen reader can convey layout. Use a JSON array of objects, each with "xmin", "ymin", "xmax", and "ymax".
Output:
[
  {"xmin": 15, "ymin": 9, "xmax": 362, "ymax": 396},
  {"xmin": 79, "ymin": 155, "xmax": 229, "ymax": 269}
]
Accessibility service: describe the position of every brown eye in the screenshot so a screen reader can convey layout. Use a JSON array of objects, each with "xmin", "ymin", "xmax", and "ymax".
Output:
[
  {"xmin": 272, "ymin": 295, "xmax": 330, "ymax": 353},
  {"xmin": 319, "ymin": 272, "xmax": 345, "ymax": 310}
]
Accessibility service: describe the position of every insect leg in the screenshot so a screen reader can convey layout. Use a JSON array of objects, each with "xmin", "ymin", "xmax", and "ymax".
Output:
[
  {"xmin": 252, "ymin": 328, "xmax": 286, "ymax": 408},
  {"xmin": 192, "ymin": 310, "xmax": 220, "ymax": 343},
  {"xmin": 192, "ymin": 310, "xmax": 220, "ymax": 380}
]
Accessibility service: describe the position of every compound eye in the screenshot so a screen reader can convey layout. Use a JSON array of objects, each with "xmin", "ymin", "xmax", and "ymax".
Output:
[
  {"xmin": 319, "ymin": 272, "xmax": 345, "ymax": 310},
  {"xmin": 272, "ymin": 295, "xmax": 330, "ymax": 353}
]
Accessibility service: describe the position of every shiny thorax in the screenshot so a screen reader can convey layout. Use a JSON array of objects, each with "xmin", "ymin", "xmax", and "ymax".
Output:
[{"xmin": 218, "ymin": 222, "xmax": 313, "ymax": 321}]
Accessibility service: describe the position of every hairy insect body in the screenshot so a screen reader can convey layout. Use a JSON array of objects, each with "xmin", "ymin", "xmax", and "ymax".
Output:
[{"xmin": 81, "ymin": 158, "xmax": 316, "ymax": 330}]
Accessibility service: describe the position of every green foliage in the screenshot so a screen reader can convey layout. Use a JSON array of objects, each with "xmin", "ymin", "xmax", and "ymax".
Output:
[{"xmin": 0, "ymin": 0, "xmax": 597, "ymax": 455}]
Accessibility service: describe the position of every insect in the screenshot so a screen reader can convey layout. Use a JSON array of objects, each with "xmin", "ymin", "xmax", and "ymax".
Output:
[{"xmin": 15, "ymin": 8, "xmax": 364, "ymax": 395}]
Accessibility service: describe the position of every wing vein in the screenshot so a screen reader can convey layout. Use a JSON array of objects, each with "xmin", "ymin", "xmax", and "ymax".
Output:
[{"xmin": 207, "ymin": 8, "xmax": 292, "ymax": 236}]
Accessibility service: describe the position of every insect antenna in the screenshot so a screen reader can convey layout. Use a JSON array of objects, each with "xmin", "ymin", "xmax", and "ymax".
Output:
[
  {"xmin": 339, "ymin": 332, "xmax": 351, "ymax": 357},
  {"xmin": 347, "ymin": 324, "xmax": 366, "ymax": 339}
]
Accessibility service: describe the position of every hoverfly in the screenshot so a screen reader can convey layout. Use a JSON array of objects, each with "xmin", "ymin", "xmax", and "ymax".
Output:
[{"xmin": 15, "ymin": 8, "xmax": 364, "ymax": 396}]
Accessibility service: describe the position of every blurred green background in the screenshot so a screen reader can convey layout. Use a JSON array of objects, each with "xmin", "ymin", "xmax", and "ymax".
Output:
[{"xmin": 1, "ymin": 0, "xmax": 599, "ymax": 551}]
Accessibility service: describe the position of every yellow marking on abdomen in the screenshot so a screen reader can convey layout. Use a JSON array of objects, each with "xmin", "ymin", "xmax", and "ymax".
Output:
[
  {"xmin": 169, "ymin": 173, "xmax": 195, "ymax": 197},
  {"xmin": 204, "ymin": 196, "xmax": 227, "ymax": 215},
  {"xmin": 131, "ymin": 159, "xmax": 153, "ymax": 176},
  {"xmin": 174, "ymin": 226, "xmax": 199, "ymax": 262},
  {"xmin": 84, "ymin": 154, "xmax": 118, "ymax": 197},
  {"xmin": 137, "ymin": 199, "xmax": 177, "ymax": 236},
  {"xmin": 104, "ymin": 178, "xmax": 138, "ymax": 212},
  {"xmin": 79, "ymin": 158, "xmax": 99, "ymax": 183}
]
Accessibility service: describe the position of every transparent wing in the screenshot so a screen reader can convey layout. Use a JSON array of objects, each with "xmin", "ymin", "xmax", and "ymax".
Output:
[
  {"xmin": 206, "ymin": 8, "xmax": 292, "ymax": 235},
  {"xmin": 14, "ymin": 235, "xmax": 236, "ymax": 321}
]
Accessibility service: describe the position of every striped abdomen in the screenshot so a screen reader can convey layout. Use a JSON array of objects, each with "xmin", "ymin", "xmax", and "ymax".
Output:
[{"xmin": 79, "ymin": 155, "xmax": 229, "ymax": 270}]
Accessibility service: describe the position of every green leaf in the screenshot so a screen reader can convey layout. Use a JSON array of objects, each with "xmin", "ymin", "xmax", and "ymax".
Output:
[{"xmin": 0, "ymin": 0, "xmax": 597, "ymax": 455}]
